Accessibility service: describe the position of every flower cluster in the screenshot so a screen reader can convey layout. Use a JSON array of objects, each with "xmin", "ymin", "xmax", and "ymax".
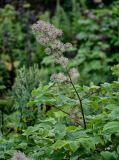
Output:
[
  {"xmin": 68, "ymin": 108, "xmax": 82, "ymax": 125},
  {"xmin": 32, "ymin": 20, "xmax": 62, "ymax": 39},
  {"xmin": 69, "ymin": 68, "xmax": 79, "ymax": 80},
  {"xmin": 50, "ymin": 73, "xmax": 67, "ymax": 83},
  {"xmin": 11, "ymin": 151, "xmax": 27, "ymax": 160},
  {"xmin": 32, "ymin": 20, "xmax": 72, "ymax": 67},
  {"xmin": 32, "ymin": 20, "xmax": 79, "ymax": 83}
]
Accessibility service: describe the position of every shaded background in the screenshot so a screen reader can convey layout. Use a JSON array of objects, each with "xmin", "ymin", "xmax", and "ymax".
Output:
[{"xmin": 0, "ymin": 0, "xmax": 119, "ymax": 94}]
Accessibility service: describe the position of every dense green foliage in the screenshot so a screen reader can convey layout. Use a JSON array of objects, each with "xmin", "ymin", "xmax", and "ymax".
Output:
[
  {"xmin": 1, "ymin": 0, "xmax": 119, "ymax": 160},
  {"xmin": 0, "ymin": 5, "xmax": 44, "ymax": 91},
  {"xmin": 1, "ymin": 67, "xmax": 119, "ymax": 159}
]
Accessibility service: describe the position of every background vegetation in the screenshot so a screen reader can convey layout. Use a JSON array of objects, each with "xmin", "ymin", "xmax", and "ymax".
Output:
[{"xmin": 1, "ymin": 0, "xmax": 119, "ymax": 159}]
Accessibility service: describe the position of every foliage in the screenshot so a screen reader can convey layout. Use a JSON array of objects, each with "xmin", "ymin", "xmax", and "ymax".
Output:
[
  {"xmin": 1, "ymin": 1, "xmax": 119, "ymax": 160},
  {"xmin": 9, "ymin": 65, "xmax": 42, "ymax": 126},
  {"xmin": 72, "ymin": 1, "xmax": 119, "ymax": 84},
  {"xmin": 0, "ymin": 65, "xmax": 42, "ymax": 137},
  {"xmin": 0, "ymin": 4, "xmax": 44, "ymax": 91},
  {"xmin": 40, "ymin": 1, "xmax": 119, "ymax": 84},
  {"xmin": 1, "ymin": 67, "xmax": 119, "ymax": 159},
  {"xmin": 1, "ymin": 1, "xmax": 119, "ymax": 91}
]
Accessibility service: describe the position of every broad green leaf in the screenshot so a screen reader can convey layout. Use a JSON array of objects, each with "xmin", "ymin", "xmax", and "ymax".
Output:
[
  {"xmin": 104, "ymin": 104, "xmax": 118, "ymax": 111},
  {"xmin": 52, "ymin": 140, "xmax": 79, "ymax": 153},
  {"xmin": 108, "ymin": 109, "xmax": 119, "ymax": 120},
  {"xmin": 103, "ymin": 121, "xmax": 119, "ymax": 133},
  {"xmin": 103, "ymin": 121, "xmax": 119, "ymax": 140},
  {"xmin": 101, "ymin": 151, "xmax": 118, "ymax": 160}
]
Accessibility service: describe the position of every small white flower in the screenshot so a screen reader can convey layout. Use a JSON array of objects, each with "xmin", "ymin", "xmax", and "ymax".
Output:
[
  {"xmin": 69, "ymin": 68, "xmax": 79, "ymax": 80},
  {"xmin": 57, "ymin": 57, "xmax": 69, "ymax": 67},
  {"xmin": 45, "ymin": 48, "xmax": 51, "ymax": 55},
  {"xmin": 50, "ymin": 73, "xmax": 67, "ymax": 82},
  {"xmin": 65, "ymin": 43, "xmax": 73, "ymax": 50},
  {"xmin": 11, "ymin": 151, "xmax": 27, "ymax": 160}
]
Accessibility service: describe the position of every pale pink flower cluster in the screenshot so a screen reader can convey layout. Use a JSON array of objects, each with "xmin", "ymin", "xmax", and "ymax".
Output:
[
  {"xmin": 56, "ymin": 57, "xmax": 69, "ymax": 67},
  {"xmin": 69, "ymin": 68, "xmax": 80, "ymax": 80},
  {"xmin": 32, "ymin": 20, "xmax": 73, "ymax": 67},
  {"xmin": 68, "ymin": 108, "xmax": 82, "ymax": 125},
  {"xmin": 36, "ymin": 36, "xmax": 49, "ymax": 46},
  {"xmin": 44, "ymin": 48, "xmax": 51, "ymax": 55},
  {"xmin": 11, "ymin": 151, "xmax": 27, "ymax": 160},
  {"xmin": 32, "ymin": 20, "xmax": 62, "ymax": 40},
  {"xmin": 52, "ymin": 40, "xmax": 65, "ymax": 51},
  {"xmin": 50, "ymin": 73, "xmax": 67, "ymax": 83},
  {"xmin": 32, "ymin": 20, "xmax": 79, "ymax": 83}
]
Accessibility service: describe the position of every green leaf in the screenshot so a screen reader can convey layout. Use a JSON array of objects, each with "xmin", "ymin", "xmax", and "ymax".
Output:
[
  {"xmin": 52, "ymin": 140, "xmax": 79, "ymax": 153},
  {"xmin": 104, "ymin": 104, "xmax": 118, "ymax": 111},
  {"xmin": 103, "ymin": 121, "xmax": 119, "ymax": 140},
  {"xmin": 17, "ymin": 143, "xmax": 27, "ymax": 149},
  {"xmin": 101, "ymin": 151, "xmax": 118, "ymax": 160},
  {"xmin": 108, "ymin": 109, "xmax": 119, "ymax": 120},
  {"xmin": 117, "ymin": 145, "xmax": 119, "ymax": 155},
  {"xmin": 53, "ymin": 140, "xmax": 67, "ymax": 150},
  {"xmin": 103, "ymin": 121, "xmax": 119, "ymax": 133}
]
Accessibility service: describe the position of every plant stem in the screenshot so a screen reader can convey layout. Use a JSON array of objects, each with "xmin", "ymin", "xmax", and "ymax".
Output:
[
  {"xmin": 51, "ymin": 105, "xmax": 82, "ymax": 126},
  {"xmin": 66, "ymin": 68, "xmax": 86, "ymax": 129},
  {"xmin": 1, "ymin": 110, "xmax": 4, "ymax": 134}
]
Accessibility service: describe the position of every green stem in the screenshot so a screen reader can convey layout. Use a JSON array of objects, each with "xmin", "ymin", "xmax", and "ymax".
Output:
[
  {"xmin": 51, "ymin": 105, "xmax": 82, "ymax": 126},
  {"xmin": 66, "ymin": 68, "xmax": 86, "ymax": 129},
  {"xmin": 1, "ymin": 110, "xmax": 4, "ymax": 134}
]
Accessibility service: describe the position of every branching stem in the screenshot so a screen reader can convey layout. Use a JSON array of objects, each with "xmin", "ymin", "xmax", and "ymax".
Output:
[
  {"xmin": 51, "ymin": 105, "xmax": 82, "ymax": 126},
  {"xmin": 66, "ymin": 67, "xmax": 86, "ymax": 129}
]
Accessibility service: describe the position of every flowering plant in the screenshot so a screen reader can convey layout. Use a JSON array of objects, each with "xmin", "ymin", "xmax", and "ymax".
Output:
[{"xmin": 32, "ymin": 20, "xmax": 86, "ymax": 129}]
